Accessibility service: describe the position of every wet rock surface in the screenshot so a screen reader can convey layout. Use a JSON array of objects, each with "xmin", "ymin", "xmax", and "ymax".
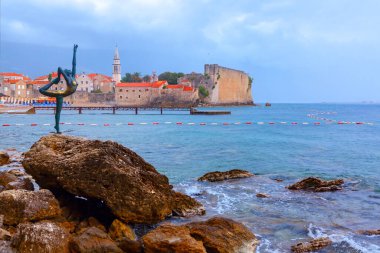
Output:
[
  {"xmin": 11, "ymin": 221, "xmax": 71, "ymax": 253},
  {"xmin": 0, "ymin": 189, "xmax": 61, "ymax": 225},
  {"xmin": 0, "ymin": 171, "xmax": 34, "ymax": 192},
  {"xmin": 291, "ymin": 237, "xmax": 332, "ymax": 253},
  {"xmin": 172, "ymin": 192, "xmax": 206, "ymax": 217},
  {"xmin": 287, "ymin": 177, "xmax": 344, "ymax": 192},
  {"xmin": 22, "ymin": 134, "xmax": 204, "ymax": 224},
  {"xmin": 0, "ymin": 152, "xmax": 10, "ymax": 166},
  {"xmin": 256, "ymin": 193, "xmax": 270, "ymax": 198},
  {"xmin": 198, "ymin": 169, "xmax": 254, "ymax": 182}
]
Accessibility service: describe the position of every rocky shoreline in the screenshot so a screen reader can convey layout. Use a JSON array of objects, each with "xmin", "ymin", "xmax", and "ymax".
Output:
[{"xmin": 0, "ymin": 135, "xmax": 378, "ymax": 252}]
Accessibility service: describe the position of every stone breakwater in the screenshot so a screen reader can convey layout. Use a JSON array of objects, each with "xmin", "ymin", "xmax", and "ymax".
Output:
[{"xmin": 0, "ymin": 135, "xmax": 258, "ymax": 253}]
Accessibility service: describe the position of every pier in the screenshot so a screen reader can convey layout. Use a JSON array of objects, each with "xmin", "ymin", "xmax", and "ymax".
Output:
[{"xmin": 33, "ymin": 106, "xmax": 193, "ymax": 115}]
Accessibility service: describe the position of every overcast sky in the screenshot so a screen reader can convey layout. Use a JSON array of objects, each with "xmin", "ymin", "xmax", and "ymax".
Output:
[{"xmin": 1, "ymin": 0, "xmax": 380, "ymax": 102}]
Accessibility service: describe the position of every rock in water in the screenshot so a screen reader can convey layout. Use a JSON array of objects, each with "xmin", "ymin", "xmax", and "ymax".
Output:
[
  {"xmin": 0, "ymin": 171, "xmax": 34, "ymax": 192},
  {"xmin": 291, "ymin": 237, "xmax": 332, "ymax": 252},
  {"xmin": 358, "ymin": 229, "xmax": 380, "ymax": 235},
  {"xmin": 0, "ymin": 152, "xmax": 10, "ymax": 166},
  {"xmin": 198, "ymin": 169, "xmax": 253, "ymax": 182},
  {"xmin": 70, "ymin": 227, "xmax": 123, "ymax": 253},
  {"xmin": 22, "ymin": 134, "xmax": 204, "ymax": 224},
  {"xmin": 287, "ymin": 177, "xmax": 344, "ymax": 192},
  {"xmin": 0, "ymin": 189, "xmax": 61, "ymax": 226},
  {"xmin": 142, "ymin": 224, "xmax": 207, "ymax": 253},
  {"xmin": 186, "ymin": 217, "xmax": 259, "ymax": 253},
  {"xmin": 11, "ymin": 221, "xmax": 71, "ymax": 253}
]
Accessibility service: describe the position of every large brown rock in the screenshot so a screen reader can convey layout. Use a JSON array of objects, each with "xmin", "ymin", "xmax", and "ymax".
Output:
[
  {"xmin": 186, "ymin": 217, "xmax": 259, "ymax": 253},
  {"xmin": 172, "ymin": 192, "xmax": 206, "ymax": 217},
  {"xmin": 0, "ymin": 152, "xmax": 10, "ymax": 166},
  {"xmin": 0, "ymin": 171, "xmax": 34, "ymax": 192},
  {"xmin": 22, "ymin": 135, "xmax": 204, "ymax": 224},
  {"xmin": 11, "ymin": 221, "xmax": 71, "ymax": 253},
  {"xmin": 287, "ymin": 177, "xmax": 344, "ymax": 192},
  {"xmin": 291, "ymin": 237, "xmax": 332, "ymax": 252},
  {"xmin": 0, "ymin": 189, "xmax": 61, "ymax": 225},
  {"xmin": 198, "ymin": 169, "xmax": 253, "ymax": 182},
  {"xmin": 70, "ymin": 227, "xmax": 123, "ymax": 253},
  {"xmin": 142, "ymin": 224, "xmax": 206, "ymax": 253}
]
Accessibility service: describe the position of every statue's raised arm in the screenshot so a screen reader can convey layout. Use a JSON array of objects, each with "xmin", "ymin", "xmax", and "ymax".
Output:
[{"xmin": 72, "ymin": 44, "xmax": 78, "ymax": 78}]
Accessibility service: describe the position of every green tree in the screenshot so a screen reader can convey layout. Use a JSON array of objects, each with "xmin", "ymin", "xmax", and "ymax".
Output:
[
  {"xmin": 158, "ymin": 72, "xmax": 184, "ymax": 84},
  {"xmin": 142, "ymin": 74, "xmax": 150, "ymax": 82},
  {"xmin": 248, "ymin": 76, "xmax": 253, "ymax": 87},
  {"xmin": 48, "ymin": 73, "xmax": 52, "ymax": 82},
  {"xmin": 198, "ymin": 85, "xmax": 209, "ymax": 98},
  {"xmin": 121, "ymin": 72, "xmax": 143, "ymax": 82}
]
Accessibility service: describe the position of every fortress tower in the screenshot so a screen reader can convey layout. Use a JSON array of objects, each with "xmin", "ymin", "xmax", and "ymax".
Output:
[{"xmin": 112, "ymin": 46, "xmax": 121, "ymax": 82}]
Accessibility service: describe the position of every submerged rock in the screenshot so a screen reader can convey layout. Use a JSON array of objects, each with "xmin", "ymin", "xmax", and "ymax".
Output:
[
  {"xmin": 0, "ymin": 152, "xmax": 10, "ymax": 166},
  {"xmin": 256, "ymin": 193, "xmax": 270, "ymax": 198},
  {"xmin": 22, "ymin": 134, "xmax": 204, "ymax": 224},
  {"xmin": 291, "ymin": 237, "xmax": 332, "ymax": 252},
  {"xmin": 198, "ymin": 169, "xmax": 253, "ymax": 182},
  {"xmin": 287, "ymin": 177, "xmax": 344, "ymax": 192},
  {"xmin": 186, "ymin": 217, "xmax": 259, "ymax": 253},
  {"xmin": 172, "ymin": 192, "xmax": 206, "ymax": 217},
  {"xmin": 0, "ymin": 189, "xmax": 61, "ymax": 226},
  {"xmin": 142, "ymin": 224, "xmax": 206, "ymax": 253},
  {"xmin": 11, "ymin": 221, "xmax": 71, "ymax": 253},
  {"xmin": 70, "ymin": 227, "xmax": 123, "ymax": 253},
  {"xmin": 0, "ymin": 171, "xmax": 34, "ymax": 192},
  {"xmin": 358, "ymin": 229, "xmax": 380, "ymax": 236}
]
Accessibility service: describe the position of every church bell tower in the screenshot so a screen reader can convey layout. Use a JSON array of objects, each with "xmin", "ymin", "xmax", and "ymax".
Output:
[{"xmin": 112, "ymin": 46, "xmax": 121, "ymax": 82}]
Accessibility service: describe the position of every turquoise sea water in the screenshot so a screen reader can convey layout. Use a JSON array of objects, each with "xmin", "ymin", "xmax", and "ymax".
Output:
[{"xmin": 1, "ymin": 104, "xmax": 380, "ymax": 252}]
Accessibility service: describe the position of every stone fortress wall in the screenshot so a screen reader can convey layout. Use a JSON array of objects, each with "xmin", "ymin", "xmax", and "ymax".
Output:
[{"xmin": 204, "ymin": 64, "xmax": 253, "ymax": 105}]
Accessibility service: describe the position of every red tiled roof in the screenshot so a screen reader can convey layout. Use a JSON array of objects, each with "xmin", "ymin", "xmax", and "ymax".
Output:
[
  {"xmin": 88, "ymin": 73, "xmax": 112, "ymax": 82},
  {"xmin": 116, "ymin": 81, "xmax": 166, "ymax": 88},
  {"xmin": 167, "ymin": 84, "xmax": 182, "ymax": 89},
  {"xmin": 183, "ymin": 86, "xmax": 194, "ymax": 92},
  {"xmin": 0, "ymin": 72, "xmax": 23, "ymax": 77},
  {"xmin": 28, "ymin": 80, "xmax": 50, "ymax": 85}
]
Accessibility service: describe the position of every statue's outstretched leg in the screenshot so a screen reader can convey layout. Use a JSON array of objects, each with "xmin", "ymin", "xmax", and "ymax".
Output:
[{"xmin": 54, "ymin": 96, "xmax": 63, "ymax": 133}]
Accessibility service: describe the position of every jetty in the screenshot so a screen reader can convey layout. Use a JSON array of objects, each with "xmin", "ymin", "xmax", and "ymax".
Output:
[{"xmin": 34, "ymin": 106, "xmax": 192, "ymax": 115}]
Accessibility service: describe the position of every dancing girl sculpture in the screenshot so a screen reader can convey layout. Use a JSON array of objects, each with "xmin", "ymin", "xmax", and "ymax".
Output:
[{"xmin": 39, "ymin": 44, "xmax": 78, "ymax": 133}]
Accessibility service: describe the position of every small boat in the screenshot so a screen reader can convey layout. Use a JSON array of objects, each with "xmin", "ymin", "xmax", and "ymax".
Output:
[{"xmin": 0, "ymin": 105, "xmax": 36, "ymax": 114}]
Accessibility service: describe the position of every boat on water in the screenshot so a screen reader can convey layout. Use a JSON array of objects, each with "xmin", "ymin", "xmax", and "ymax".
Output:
[{"xmin": 0, "ymin": 105, "xmax": 36, "ymax": 114}]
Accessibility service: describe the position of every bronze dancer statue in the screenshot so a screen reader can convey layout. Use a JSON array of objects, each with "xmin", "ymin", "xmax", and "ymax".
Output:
[{"xmin": 39, "ymin": 44, "xmax": 78, "ymax": 133}]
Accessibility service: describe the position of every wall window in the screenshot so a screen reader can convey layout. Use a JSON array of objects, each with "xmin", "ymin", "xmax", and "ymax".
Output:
[
  {"xmin": 60, "ymin": 81, "xmax": 63, "ymax": 84},
  {"xmin": 4, "ymin": 87, "xmax": 8, "ymax": 91},
  {"xmin": 81, "ymin": 81, "xmax": 84, "ymax": 84},
  {"xmin": 119, "ymin": 96, "xmax": 122, "ymax": 99},
  {"xmin": 27, "ymin": 91, "xmax": 30, "ymax": 95},
  {"xmin": 119, "ymin": 89, "xmax": 122, "ymax": 92},
  {"xmin": 145, "ymin": 89, "xmax": 149, "ymax": 92},
  {"xmin": 125, "ymin": 97, "xmax": 128, "ymax": 99},
  {"xmin": 139, "ymin": 90, "xmax": 141, "ymax": 92},
  {"xmin": 132, "ymin": 90, "xmax": 135, "ymax": 92},
  {"xmin": 138, "ymin": 95, "xmax": 141, "ymax": 98},
  {"xmin": 126, "ymin": 90, "xmax": 129, "ymax": 92},
  {"xmin": 17, "ymin": 91, "xmax": 21, "ymax": 95},
  {"xmin": 86, "ymin": 81, "xmax": 88, "ymax": 84}
]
